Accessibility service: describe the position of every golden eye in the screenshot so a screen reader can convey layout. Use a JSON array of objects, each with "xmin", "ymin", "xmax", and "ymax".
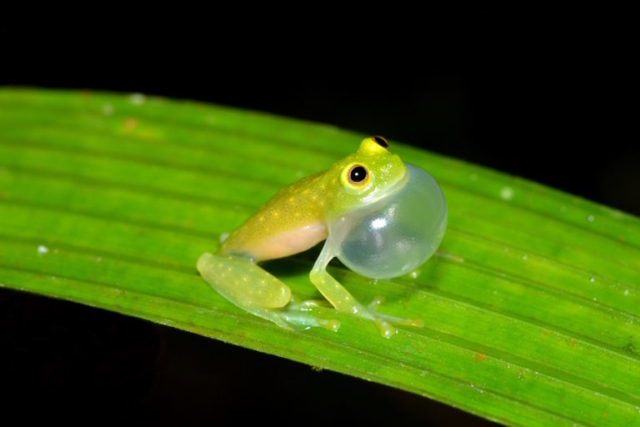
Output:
[
  {"xmin": 372, "ymin": 135, "xmax": 389, "ymax": 150},
  {"xmin": 343, "ymin": 164, "xmax": 371, "ymax": 188}
]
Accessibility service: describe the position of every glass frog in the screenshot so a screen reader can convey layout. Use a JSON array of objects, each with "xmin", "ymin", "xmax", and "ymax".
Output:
[{"xmin": 197, "ymin": 136, "xmax": 447, "ymax": 338}]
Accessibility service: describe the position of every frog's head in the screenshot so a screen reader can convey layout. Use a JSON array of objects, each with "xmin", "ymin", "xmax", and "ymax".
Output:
[
  {"xmin": 327, "ymin": 136, "xmax": 447, "ymax": 279},
  {"xmin": 330, "ymin": 136, "xmax": 407, "ymax": 212}
]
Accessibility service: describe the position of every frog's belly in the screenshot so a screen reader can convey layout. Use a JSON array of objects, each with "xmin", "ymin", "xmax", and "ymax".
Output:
[{"xmin": 229, "ymin": 223, "xmax": 328, "ymax": 262}]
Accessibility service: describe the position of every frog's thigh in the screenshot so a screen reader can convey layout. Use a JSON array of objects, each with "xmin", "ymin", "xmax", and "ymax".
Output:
[{"xmin": 197, "ymin": 253, "xmax": 291, "ymax": 309}]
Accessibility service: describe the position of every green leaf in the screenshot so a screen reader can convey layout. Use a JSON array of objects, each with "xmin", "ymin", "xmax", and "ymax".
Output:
[{"xmin": 1, "ymin": 88, "xmax": 638, "ymax": 426}]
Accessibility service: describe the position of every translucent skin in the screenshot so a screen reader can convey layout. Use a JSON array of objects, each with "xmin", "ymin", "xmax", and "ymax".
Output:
[{"xmin": 197, "ymin": 136, "xmax": 447, "ymax": 338}]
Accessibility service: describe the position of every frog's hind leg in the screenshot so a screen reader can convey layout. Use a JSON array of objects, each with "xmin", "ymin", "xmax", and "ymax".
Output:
[{"xmin": 197, "ymin": 253, "xmax": 340, "ymax": 332}]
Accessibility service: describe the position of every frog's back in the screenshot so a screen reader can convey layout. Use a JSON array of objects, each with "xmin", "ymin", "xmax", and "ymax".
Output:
[{"xmin": 219, "ymin": 172, "xmax": 333, "ymax": 262}]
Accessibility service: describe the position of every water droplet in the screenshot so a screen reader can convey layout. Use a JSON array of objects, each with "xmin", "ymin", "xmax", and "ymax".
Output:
[
  {"xmin": 129, "ymin": 93, "xmax": 146, "ymax": 105},
  {"xmin": 37, "ymin": 245, "xmax": 49, "ymax": 256},
  {"xmin": 500, "ymin": 186, "xmax": 514, "ymax": 200},
  {"xmin": 219, "ymin": 232, "xmax": 230, "ymax": 243},
  {"xmin": 624, "ymin": 289, "xmax": 629, "ymax": 296},
  {"xmin": 102, "ymin": 104, "xmax": 113, "ymax": 115},
  {"xmin": 593, "ymin": 297, "xmax": 597, "ymax": 301},
  {"xmin": 410, "ymin": 270, "xmax": 420, "ymax": 279},
  {"xmin": 590, "ymin": 277, "xmax": 595, "ymax": 283},
  {"xmin": 588, "ymin": 215, "xmax": 595, "ymax": 222},
  {"xmin": 437, "ymin": 252, "xmax": 465, "ymax": 263},
  {"xmin": 522, "ymin": 254, "xmax": 528, "ymax": 260}
]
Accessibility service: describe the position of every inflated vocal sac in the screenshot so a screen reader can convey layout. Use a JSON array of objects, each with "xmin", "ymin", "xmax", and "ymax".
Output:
[{"xmin": 329, "ymin": 163, "xmax": 447, "ymax": 279}]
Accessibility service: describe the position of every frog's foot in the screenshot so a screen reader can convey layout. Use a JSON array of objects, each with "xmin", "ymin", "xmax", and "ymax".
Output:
[
  {"xmin": 197, "ymin": 253, "xmax": 340, "ymax": 333},
  {"xmin": 278, "ymin": 296, "xmax": 339, "ymax": 331},
  {"xmin": 288, "ymin": 294, "xmax": 333, "ymax": 310},
  {"xmin": 357, "ymin": 296, "xmax": 424, "ymax": 338},
  {"xmin": 243, "ymin": 296, "xmax": 340, "ymax": 332},
  {"xmin": 223, "ymin": 302, "xmax": 340, "ymax": 332},
  {"xmin": 270, "ymin": 303, "xmax": 341, "ymax": 332}
]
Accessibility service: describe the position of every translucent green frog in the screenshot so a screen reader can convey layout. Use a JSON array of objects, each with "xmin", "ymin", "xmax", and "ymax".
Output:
[{"xmin": 197, "ymin": 136, "xmax": 447, "ymax": 338}]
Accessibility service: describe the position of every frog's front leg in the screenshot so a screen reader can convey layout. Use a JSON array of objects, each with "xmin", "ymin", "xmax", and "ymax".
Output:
[
  {"xmin": 309, "ymin": 241, "xmax": 424, "ymax": 338},
  {"xmin": 197, "ymin": 253, "xmax": 340, "ymax": 332}
]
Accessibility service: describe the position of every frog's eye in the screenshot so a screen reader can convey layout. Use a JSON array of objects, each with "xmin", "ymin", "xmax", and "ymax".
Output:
[
  {"xmin": 349, "ymin": 165, "xmax": 368, "ymax": 183},
  {"xmin": 372, "ymin": 136, "xmax": 389, "ymax": 150},
  {"xmin": 343, "ymin": 164, "xmax": 371, "ymax": 189}
]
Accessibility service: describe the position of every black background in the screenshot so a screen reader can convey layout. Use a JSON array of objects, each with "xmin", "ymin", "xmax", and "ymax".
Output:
[{"xmin": 1, "ymin": 21, "xmax": 636, "ymax": 425}]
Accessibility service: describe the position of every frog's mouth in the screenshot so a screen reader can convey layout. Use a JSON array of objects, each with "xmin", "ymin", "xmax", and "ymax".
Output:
[{"xmin": 361, "ymin": 162, "xmax": 410, "ymax": 205}]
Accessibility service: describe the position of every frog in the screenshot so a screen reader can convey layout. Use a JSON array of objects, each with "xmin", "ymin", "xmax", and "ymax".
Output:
[{"xmin": 197, "ymin": 136, "xmax": 447, "ymax": 338}]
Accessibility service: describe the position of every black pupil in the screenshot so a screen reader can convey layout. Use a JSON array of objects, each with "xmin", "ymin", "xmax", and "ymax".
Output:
[{"xmin": 350, "ymin": 166, "xmax": 367, "ymax": 183}]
